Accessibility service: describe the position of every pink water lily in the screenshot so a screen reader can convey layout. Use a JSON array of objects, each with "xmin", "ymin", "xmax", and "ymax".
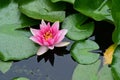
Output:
[{"xmin": 30, "ymin": 20, "xmax": 70, "ymax": 55}]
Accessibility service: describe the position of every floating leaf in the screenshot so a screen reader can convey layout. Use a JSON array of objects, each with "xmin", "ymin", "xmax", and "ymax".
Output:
[
  {"xmin": 72, "ymin": 60, "xmax": 100, "ymax": 80},
  {"xmin": 12, "ymin": 77, "xmax": 29, "ymax": 80},
  {"xmin": 62, "ymin": 14, "xmax": 94, "ymax": 40},
  {"xmin": 98, "ymin": 65, "xmax": 113, "ymax": 80},
  {"xmin": 112, "ymin": 0, "xmax": 120, "ymax": 44},
  {"xmin": 0, "ymin": 24, "xmax": 38, "ymax": 61},
  {"xmin": 111, "ymin": 46, "xmax": 120, "ymax": 80},
  {"xmin": 74, "ymin": 0, "xmax": 113, "ymax": 21},
  {"xmin": 104, "ymin": 44, "xmax": 117, "ymax": 65},
  {"xmin": 19, "ymin": 0, "xmax": 65, "ymax": 22},
  {"xmin": 0, "ymin": 0, "xmax": 39, "ymax": 28},
  {"xmin": 51, "ymin": 0, "xmax": 75, "ymax": 4},
  {"xmin": 72, "ymin": 60, "xmax": 113, "ymax": 80},
  {"xmin": 71, "ymin": 40, "xmax": 99, "ymax": 64},
  {"xmin": 0, "ymin": 61, "xmax": 12, "ymax": 73}
]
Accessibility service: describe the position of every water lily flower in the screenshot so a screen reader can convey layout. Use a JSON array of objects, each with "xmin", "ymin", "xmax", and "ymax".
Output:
[{"xmin": 30, "ymin": 20, "xmax": 70, "ymax": 55}]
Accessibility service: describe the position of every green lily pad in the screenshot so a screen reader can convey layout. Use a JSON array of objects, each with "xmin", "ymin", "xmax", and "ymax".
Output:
[
  {"xmin": 19, "ymin": 0, "xmax": 65, "ymax": 22},
  {"xmin": 112, "ymin": 0, "xmax": 120, "ymax": 44},
  {"xmin": 72, "ymin": 60, "xmax": 100, "ymax": 80},
  {"xmin": 98, "ymin": 65, "xmax": 113, "ymax": 80},
  {"xmin": 72, "ymin": 60, "xmax": 113, "ymax": 80},
  {"xmin": 71, "ymin": 40, "xmax": 99, "ymax": 64},
  {"xmin": 51, "ymin": 0, "xmax": 75, "ymax": 4},
  {"xmin": 74, "ymin": 0, "xmax": 113, "ymax": 21},
  {"xmin": 12, "ymin": 77, "xmax": 29, "ymax": 80},
  {"xmin": 0, "ymin": 61, "xmax": 12, "ymax": 73},
  {"xmin": 62, "ymin": 14, "xmax": 94, "ymax": 41},
  {"xmin": 0, "ymin": 24, "xmax": 38, "ymax": 61},
  {"xmin": 0, "ymin": 0, "xmax": 39, "ymax": 28},
  {"xmin": 111, "ymin": 46, "xmax": 120, "ymax": 80}
]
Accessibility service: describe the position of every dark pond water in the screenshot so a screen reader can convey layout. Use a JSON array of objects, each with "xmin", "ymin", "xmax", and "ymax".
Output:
[
  {"xmin": 0, "ymin": 21, "xmax": 114, "ymax": 80},
  {"xmin": 0, "ymin": 53, "xmax": 77, "ymax": 80}
]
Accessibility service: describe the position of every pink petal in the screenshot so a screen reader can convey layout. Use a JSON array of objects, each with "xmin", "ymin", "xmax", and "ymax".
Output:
[
  {"xmin": 30, "ymin": 28, "xmax": 40, "ymax": 36},
  {"xmin": 42, "ymin": 40, "xmax": 49, "ymax": 46},
  {"xmin": 47, "ymin": 39, "xmax": 54, "ymax": 45},
  {"xmin": 54, "ymin": 29, "xmax": 68, "ymax": 44},
  {"xmin": 40, "ymin": 23, "xmax": 50, "ymax": 33},
  {"xmin": 55, "ymin": 42, "xmax": 70, "ymax": 47},
  {"xmin": 47, "ymin": 22, "xmax": 51, "ymax": 28},
  {"xmin": 37, "ymin": 46, "xmax": 49, "ymax": 55},
  {"xmin": 40, "ymin": 20, "xmax": 47, "ymax": 29},
  {"xmin": 30, "ymin": 36, "xmax": 42, "ymax": 45},
  {"xmin": 51, "ymin": 21, "xmax": 59, "ymax": 33},
  {"xmin": 48, "ymin": 46, "xmax": 54, "ymax": 50}
]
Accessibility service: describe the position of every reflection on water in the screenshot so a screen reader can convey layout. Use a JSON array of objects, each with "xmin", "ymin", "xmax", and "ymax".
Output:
[
  {"xmin": 0, "ymin": 42, "xmax": 77, "ymax": 80},
  {"xmin": 37, "ymin": 47, "xmax": 70, "ymax": 66}
]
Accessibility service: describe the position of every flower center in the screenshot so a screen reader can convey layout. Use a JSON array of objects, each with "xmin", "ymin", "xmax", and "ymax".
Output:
[{"xmin": 43, "ymin": 31, "xmax": 53, "ymax": 40}]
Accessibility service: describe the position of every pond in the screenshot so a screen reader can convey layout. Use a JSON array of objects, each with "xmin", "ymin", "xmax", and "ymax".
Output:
[
  {"xmin": 0, "ymin": 54, "xmax": 77, "ymax": 80},
  {"xmin": 0, "ymin": 21, "xmax": 114, "ymax": 80},
  {"xmin": 1, "ymin": 0, "xmax": 120, "ymax": 79}
]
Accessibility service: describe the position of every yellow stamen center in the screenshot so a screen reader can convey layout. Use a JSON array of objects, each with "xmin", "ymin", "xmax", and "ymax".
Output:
[{"xmin": 43, "ymin": 31, "xmax": 53, "ymax": 40}]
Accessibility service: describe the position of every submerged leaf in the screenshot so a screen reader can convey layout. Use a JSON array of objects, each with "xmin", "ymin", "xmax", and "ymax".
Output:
[
  {"xmin": 104, "ymin": 44, "xmax": 117, "ymax": 65},
  {"xmin": 12, "ymin": 77, "xmax": 29, "ymax": 80},
  {"xmin": 0, "ymin": 61, "xmax": 12, "ymax": 73}
]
